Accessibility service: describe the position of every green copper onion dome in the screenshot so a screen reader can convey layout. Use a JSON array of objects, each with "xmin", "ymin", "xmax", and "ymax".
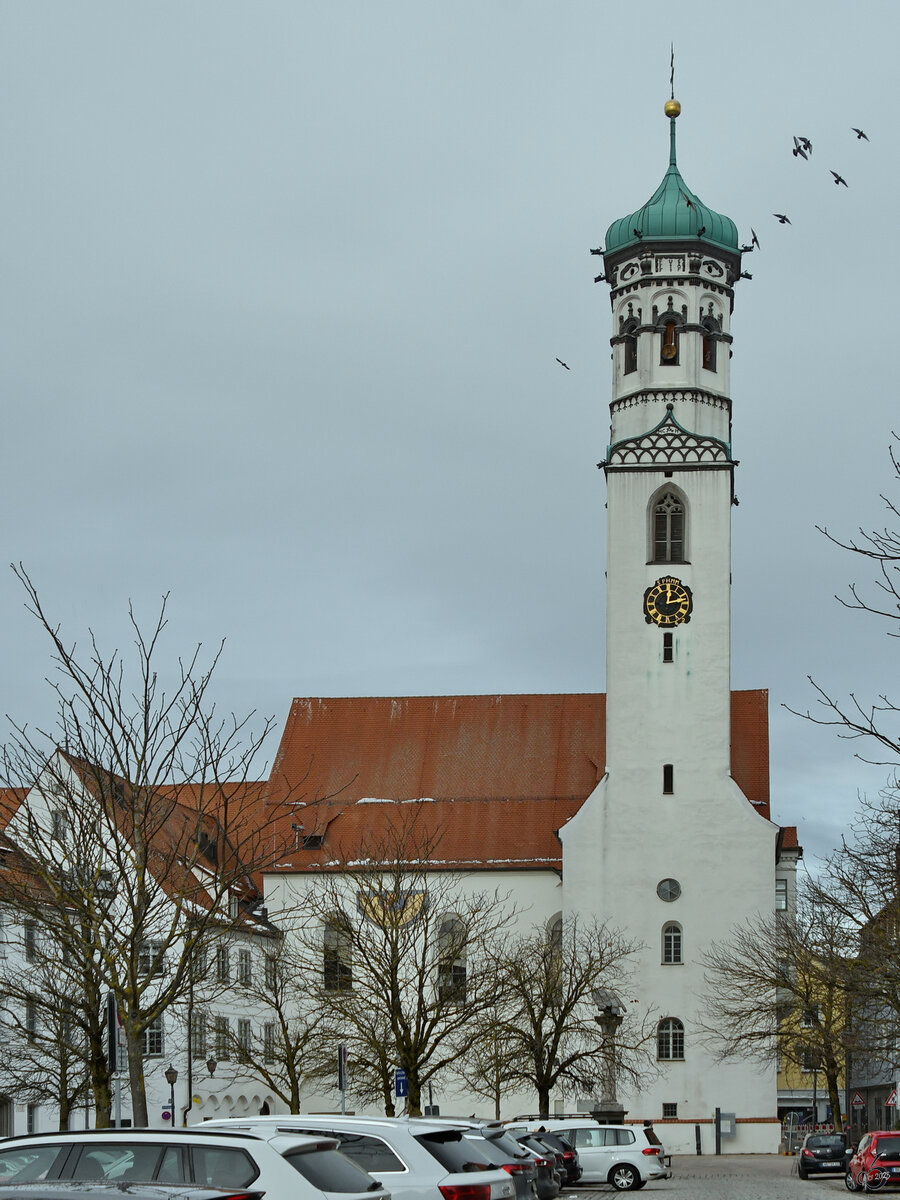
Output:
[{"xmin": 604, "ymin": 101, "xmax": 738, "ymax": 256}]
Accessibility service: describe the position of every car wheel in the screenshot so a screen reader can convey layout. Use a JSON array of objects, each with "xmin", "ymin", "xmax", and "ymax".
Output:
[
  {"xmin": 608, "ymin": 1164, "xmax": 640, "ymax": 1191},
  {"xmin": 846, "ymin": 1169, "xmax": 859, "ymax": 1192},
  {"xmin": 798, "ymin": 1168, "xmax": 808, "ymax": 1180}
]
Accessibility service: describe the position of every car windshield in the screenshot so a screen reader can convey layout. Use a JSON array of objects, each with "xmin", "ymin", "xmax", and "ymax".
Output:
[
  {"xmin": 0, "ymin": 1147, "xmax": 67, "ymax": 1183},
  {"xmin": 874, "ymin": 1137, "xmax": 900, "ymax": 1159},
  {"xmin": 807, "ymin": 1135, "xmax": 846, "ymax": 1150},
  {"xmin": 416, "ymin": 1132, "xmax": 494, "ymax": 1174}
]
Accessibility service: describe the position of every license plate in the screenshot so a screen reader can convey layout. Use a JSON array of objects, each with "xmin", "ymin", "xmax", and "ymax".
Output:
[
  {"xmin": 891, "ymin": 1167, "xmax": 900, "ymax": 1174},
  {"xmin": 822, "ymin": 1161, "xmax": 840, "ymax": 1167}
]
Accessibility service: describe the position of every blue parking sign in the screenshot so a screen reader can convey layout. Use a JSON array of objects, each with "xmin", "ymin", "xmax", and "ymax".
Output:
[{"xmin": 394, "ymin": 1068, "xmax": 407, "ymax": 1098}]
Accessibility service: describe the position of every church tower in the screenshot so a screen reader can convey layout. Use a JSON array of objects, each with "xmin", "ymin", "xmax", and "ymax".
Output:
[{"xmin": 560, "ymin": 100, "xmax": 780, "ymax": 1149}]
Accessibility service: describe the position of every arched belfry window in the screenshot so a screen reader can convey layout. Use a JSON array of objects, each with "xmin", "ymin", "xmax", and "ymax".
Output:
[
  {"xmin": 623, "ymin": 318, "xmax": 638, "ymax": 375},
  {"xmin": 662, "ymin": 923, "xmax": 682, "ymax": 964},
  {"xmin": 701, "ymin": 308, "xmax": 720, "ymax": 372},
  {"xmin": 660, "ymin": 319, "xmax": 679, "ymax": 365},
  {"xmin": 651, "ymin": 491, "xmax": 686, "ymax": 563}
]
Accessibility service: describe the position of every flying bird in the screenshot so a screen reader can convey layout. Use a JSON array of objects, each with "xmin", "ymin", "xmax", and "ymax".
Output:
[
  {"xmin": 830, "ymin": 171, "xmax": 848, "ymax": 187},
  {"xmin": 679, "ymin": 190, "xmax": 695, "ymax": 209},
  {"xmin": 696, "ymin": 226, "xmax": 706, "ymax": 237},
  {"xmin": 792, "ymin": 137, "xmax": 808, "ymax": 160},
  {"xmin": 852, "ymin": 127, "xmax": 869, "ymax": 140},
  {"xmin": 774, "ymin": 213, "xmax": 791, "ymax": 224},
  {"xmin": 799, "ymin": 136, "xmax": 812, "ymax": 154},
  {"xmin": 751, "ymin": 227, "xmax": 760, "ymax": 249},
  {"xmin": 632, "ymin": 228, "xmax": 643, "ymax": 239},
  {"xmin": 590, "ymin": 247, "xmax": 604, "ymax": 256},
  {"xmin": 556, "ymin": 358, "xmax": 570, "ymax": 371}
]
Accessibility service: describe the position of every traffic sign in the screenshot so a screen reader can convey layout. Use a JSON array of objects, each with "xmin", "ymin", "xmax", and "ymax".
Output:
[
  {"xmin": 394, "ymin": 1068, "xmax": 408, "ymax": 1098},
  {"xmin": 886, "ymin": 1089, "xmax": 897, "ymax": 1107},
  {"xmin": 852, "ymin": 1092, "xmax": 865, "ymax": 1108}
]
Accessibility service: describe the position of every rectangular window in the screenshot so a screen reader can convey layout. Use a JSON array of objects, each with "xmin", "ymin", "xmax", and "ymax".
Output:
[
  {"xmin": 802, "ymin": 1005, "xmax": 820, "ymax": 1028},
  {"xmin": 237, "ymin": 949, "xmax": 252, "ymax": 986},
  {"xmin": 141, "ymin": 1014, "xmax": 164, "ymax": 1057},
  {"xmin": 25, "ymin": 999, "xmax": 38, "ymax": 1043},
  {"xmin": 216, "ymin": 946, "xmax": 230, "ymax": 984},
  {"xmin": 191, "ymin": 1010, "xmax": 207, "ymax": 1060},
  {"xmin": 264, "ymin": 956, "xmax": 278, "ymax": 991},
  {"xmin": 263, "ymin": 1022, "xmax": 276, "ymax": 1063},
  {"xmin": 775, "ymin": 878, "xmax": 788, "ymax": 910},
  {"xmin": 26, "ymin": 1103, "xmax": 38, "ymax": 1133},
  {"xmin": 662, "ymin": 632, "xmax": 674, "ymax": 663},
  {"xmin": 662, "ymin": 1102, "xmax": 677, "ymax": 1119},
  {"xmin": 138, "ymin": 941, "xmax": 166, "ymax": 978},
  {"xmin": 24, "ymin": 921, "xmax": 37, "ymax": 962},
  {"xmin": 51, "ymin": 810, "xmax": 67, "ymax": 840},
  {"xmin": 237, "ymin": 1018, "xmax": 251, "ymax": 1060},
  {"xmin": 214, "ymin": 1016, "xmax": 230, "ymax": 1060},
  {"xmin": 663, "ymin": 764, "xmax": 674, "ymax": 794}
]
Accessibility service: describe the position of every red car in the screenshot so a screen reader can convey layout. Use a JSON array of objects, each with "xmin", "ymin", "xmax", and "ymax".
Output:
[{"xmin": 846, "ymin": 1130, "xmax": 900, "ymax": 1191}]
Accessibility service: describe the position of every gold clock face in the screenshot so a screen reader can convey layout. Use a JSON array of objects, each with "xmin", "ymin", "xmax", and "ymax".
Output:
[{"xmin": 644, "ymin": 576, "xmax": 693, "ymax": 627}]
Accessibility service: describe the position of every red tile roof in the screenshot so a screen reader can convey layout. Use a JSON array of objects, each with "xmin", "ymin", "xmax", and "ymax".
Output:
[{"xmin": 263, "ymin": 690, "xmax": 790, "ymax": 872}]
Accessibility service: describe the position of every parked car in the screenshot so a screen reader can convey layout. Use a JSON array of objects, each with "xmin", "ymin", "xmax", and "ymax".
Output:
[
  {"xmin": 506, "ymin": 1130, "xmax": 580, "ymax": 1188},
  {"xmin": 508, "ymin": 1136, "xmax": 560, "ymax": 1199},
  {"xmin": 201, "ymin": 1117, "xmax": 517, "ymax": 1200},
  {"xmin": 846, "ymin": 1130, "xmax": 900, "ymax": 1191},
  {"xmin": 796, "ymin": 1131, "xmax": 851, "ymax": 1180},
  {"xmin": 0, "ymin": 1187, "xmax": 264, "ymax": 1200},
  {"xmin": 530, "ymin": 1119, "xmax": 672, "ymax": 1191},
  {"xmin": 0, "ymin": 1128, "xmax": 391, "ymax": 1200}
]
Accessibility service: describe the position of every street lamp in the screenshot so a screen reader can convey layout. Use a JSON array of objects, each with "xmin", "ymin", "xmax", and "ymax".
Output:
[
  {"xmin": 164, "ymin": 1065, "xmax": 178, "ymax": 1127},
  {"xmin": 206, "ymin": 1057, "xmax": 217, "ymax": 1078}
]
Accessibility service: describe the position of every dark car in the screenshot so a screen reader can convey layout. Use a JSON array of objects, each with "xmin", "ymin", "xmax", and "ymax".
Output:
[
  {"xmin": 508, "ymin": 1139, "xmax": 559, "ymax": 1200},
  {"xmin": 847, "ymin": 1131, "xmax": 900, "ymax": 1191},
  {"xmin": 797, "ymin": 1131, "xmax": 851, "ymax": 1180},
  {"xmin": 524, "ymin": 1134, "xmax": 581, "ymax": 1187}
]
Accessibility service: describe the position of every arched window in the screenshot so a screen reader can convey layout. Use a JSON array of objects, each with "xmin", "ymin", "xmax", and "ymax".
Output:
[
  {"xmin": 323, "ymin": 915, "xmax": 352, "ymax": 992},
  {"xmin": 652, "ymin": 491, "xmax": 685, "ymax": 563},
  {"xmin": 623, "ymin": 319, "xmax": 638, "ymax": 375},
  {"xmin": 662, "ymin": 923, "xmax": 682, "ymax": 964},
  {"xmin": 657, "ymin": 1017, "xmax": 684, "ymax": 1060},
  {"xmin": 437, "ymin": 915, "xmax": 467, "ymax": 1003},
  {"xmin": 701, "ymin": 309, "xmax": 720, "ymax": 372}
]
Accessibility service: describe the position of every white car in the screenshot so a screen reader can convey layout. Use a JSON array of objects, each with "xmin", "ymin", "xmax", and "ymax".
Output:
[
  {"xmin": 0, "ymin": 1127, "xmax": 391, "ymax": 1200},
  {"xmin": 510, "ymin": 1119, "xmax": 672, "ymax": 1191},
  {"xmin": 202, "ymin": 1116, "xmax": 517, "ymax": 1200}
]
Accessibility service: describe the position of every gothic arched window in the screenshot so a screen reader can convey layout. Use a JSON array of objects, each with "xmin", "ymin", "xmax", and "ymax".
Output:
[
  {"xmin": 662, "ymin": 923, "xmax": 682, "ymax": 964},
  {"xmin": 652, "ymin": 491, "xmax": 685, "ymax": 563},
  {"xmin": 657, "ymin": 1017, "xmax": 684, "ymax": 1060}
]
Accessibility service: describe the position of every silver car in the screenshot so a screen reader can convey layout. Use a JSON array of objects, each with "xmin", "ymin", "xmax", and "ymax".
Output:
[{"xmin": 203, "ymin": 1117, "xmax": 517, "ymax": 1200}]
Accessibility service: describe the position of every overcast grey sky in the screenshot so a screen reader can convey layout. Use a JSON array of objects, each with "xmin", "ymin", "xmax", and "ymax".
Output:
[{"xmin": 0, "ymin": 1, "xmax": 897, "ymax": 864}]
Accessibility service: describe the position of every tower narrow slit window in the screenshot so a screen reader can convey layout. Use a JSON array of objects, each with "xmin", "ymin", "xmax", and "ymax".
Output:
[
  {"xmin": 663, "ymin": 764, "xmax": 674, "ymax": 794},
  {"xmin": 652, "ymin": 493, "xmax": 685, "ymax": 563},
  {"xmin": 663, "ymin": 632, "xmax": 674, "ymax": 663}
]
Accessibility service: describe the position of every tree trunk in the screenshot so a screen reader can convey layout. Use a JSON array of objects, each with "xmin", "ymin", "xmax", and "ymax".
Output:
[
  {"xmin": 537, "ymin": 1085, "xmax": 551, "ymax": 1119},
  {"xmin": 89, "ymin": 1029, "xmax": 112, "ymax": 1127},
  {"xmin": 126, "ymin": 1026, "xmax": 148, "ymax": 1127}
]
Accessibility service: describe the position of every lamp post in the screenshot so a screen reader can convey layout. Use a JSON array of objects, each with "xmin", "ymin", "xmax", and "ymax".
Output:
[
  {"xmin": 164, "ymin": 1065, "xmax": 178, "ymax": 1126},
  {"xmin": 841, "ymin": 1030, "xmax": 856, "ymax": 1135},
  {"xmin": 206, "ymin": 1057, "xmax": 217, "ymax": 1078}
]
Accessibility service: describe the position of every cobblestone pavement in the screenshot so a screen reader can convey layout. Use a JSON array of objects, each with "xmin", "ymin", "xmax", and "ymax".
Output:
[{"xmin": 565, "ymin": 1154, "xmax": 849, "ymax": 1197}]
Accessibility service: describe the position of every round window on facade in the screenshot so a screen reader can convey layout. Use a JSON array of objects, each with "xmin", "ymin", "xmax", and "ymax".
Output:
[{"xmin": 657, "ymin": 878, "xmax": 681, "ymax": 902}]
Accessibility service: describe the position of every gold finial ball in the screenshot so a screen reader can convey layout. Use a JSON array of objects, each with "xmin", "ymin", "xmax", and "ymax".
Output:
[{"xmin": 664, "ymin": 99, "xmax": 681, "ymax": 118}]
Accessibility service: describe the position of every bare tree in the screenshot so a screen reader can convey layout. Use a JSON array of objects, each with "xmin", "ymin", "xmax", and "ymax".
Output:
[
  {"xmin": 473, "ymin": 915, "xmax": 646, "ymax": 1119},
  {"xmin": 286, "ymin": 803, "xmax": 519, "ymax": 1117},
  {"xmin": 0, "ymin": 567, "xmax": 298, "ymax": 1126},
  {"xmin": 701, "ymin": 887, "xmax": 852, "ymax": 1128},
  {"xmin": 789, "ymin": 439, "xmax": 900, "ymax": 771}
]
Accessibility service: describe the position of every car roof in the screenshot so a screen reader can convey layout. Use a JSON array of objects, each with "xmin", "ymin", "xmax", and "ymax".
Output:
[
  {"xmin": 0, "ymin": 1129, "xmax": 327, "ymax": 1146},
  {"xmin": 205, "ymin": 1116, "xmax": 470, "ymax": 1136}
]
